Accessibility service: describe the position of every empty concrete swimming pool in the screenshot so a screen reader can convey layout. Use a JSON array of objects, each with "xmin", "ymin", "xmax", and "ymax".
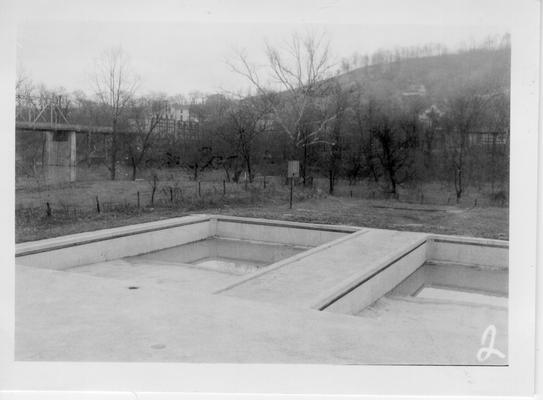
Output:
[{"xmin": 15, "ymin": 214, "xmax": 509, "ymax": 364}]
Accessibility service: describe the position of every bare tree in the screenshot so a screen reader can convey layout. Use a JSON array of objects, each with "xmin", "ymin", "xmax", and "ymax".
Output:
[
  {"xmin": 230, "ymin": 31, "xmax": 337, "ymax": 185},
  {"xmin": 123, "ymin": 95, "xmax": 167, "ymax": 180},
  {"xmin": 351, "ymin": 88, "xmax": 381, "ymax": 183},
  {"xmin": 186, "ymin": 93, "xmax": 232, "ymax": 180},
  {"xmin": 15, "ymin": 68, "xmax": 36, "ymax": 122},
  {"xmin": 324, "ymin": 82, "xmax": 349, "ymax": 194},
  {"xmin": 93, "ymin": 46, "xmax": 139, "ymax": 180},
  {"xmin": 225, "ymin": 95, "xmax": 271, "ymax": 182},
  {"xmin": 442, "ymin": 84, "xmax": 496, "ymax": 203},
  {"xmin": 487, "ymin": 92, "xmax": 510, "ymax": 195},
  {"xmin": 371, "ymin": 104, "xmax": 418, "ymax": 197},
  {"xmin": 16, "ymin": 67, "xmax": 33, "ymax": 107}
]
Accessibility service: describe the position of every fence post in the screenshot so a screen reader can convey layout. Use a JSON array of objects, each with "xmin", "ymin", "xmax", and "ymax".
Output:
[
  {"xmin": 137, "ymin": 191, "xmax": 140, "ymax": 208},
  {"xmin": 198, "ymin": 181, "xmax": 201, "ymax": 197},
  {"xmin": 223, "ymin": 180, "xmax": 226, "ymax": 196},
  {"xmin": 95, "ymin": 196, "xmax": 101, "ymax": 213},
  {"xmin": 46, "ymin": 202, "xmax": 52, "ymax": 217}
]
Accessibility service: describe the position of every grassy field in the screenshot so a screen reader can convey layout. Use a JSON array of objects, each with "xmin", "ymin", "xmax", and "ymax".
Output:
[
  {"xmin": 15, "ymin": 172, "xmax": 509, "ymax": 243},
  {"xmin": 221, "ymin": 197, "xmax": 509, "ymax": 240}
]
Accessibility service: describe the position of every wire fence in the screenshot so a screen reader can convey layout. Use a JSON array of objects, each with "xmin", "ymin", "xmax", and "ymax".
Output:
[
  {"xmin": 15, "ymin": 172, "xmax": 508, "ymax": 227},
  {"xmin": 15, "ymin": 175, "xmax": 328, "ymax": 222}
]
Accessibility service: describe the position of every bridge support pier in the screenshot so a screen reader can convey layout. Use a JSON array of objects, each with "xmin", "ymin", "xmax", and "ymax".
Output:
[{"xmin": 44, "ymin": 131, "xmax": 76, "ymax": 184}]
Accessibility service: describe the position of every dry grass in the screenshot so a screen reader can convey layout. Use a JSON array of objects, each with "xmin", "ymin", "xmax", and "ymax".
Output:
[
  {"xmin": 15, "ymin": 174, "xmax": 509, "ymax": 243},
  {"xmin": 217, "ymin": 197, "xmax": 509, "ymax": 240}
]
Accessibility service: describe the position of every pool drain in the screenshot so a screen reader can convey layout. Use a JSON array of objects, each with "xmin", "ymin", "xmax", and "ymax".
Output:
[{"xmin": 128, "ymin": 286, "xmax": 139, "ymax": 290}]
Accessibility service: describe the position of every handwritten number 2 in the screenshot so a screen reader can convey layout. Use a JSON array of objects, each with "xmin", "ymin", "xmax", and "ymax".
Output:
[{"xmin": 477, "ymin": 324, "xmax": 506, "ymax": 362}]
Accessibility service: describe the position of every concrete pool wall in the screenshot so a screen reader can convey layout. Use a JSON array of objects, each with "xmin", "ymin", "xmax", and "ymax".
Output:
[
  {"xmin": 317, "ymin": 235, "xmax": 508, "ymax": 315},
  {"xmin": 214, "ymin": 216, "xmax": 352, "ymax": 247},
  {"xmin": 15, "ymin": 215, "xmax": 356, "ymax": 270},
  {"xmin": 15, "ymin": 215, "xmax": 212, "ymax": 270},
  {"xmin": 316, "ymin": 238, "xmax": 429, "ymax": 314},
  {"xmin": 427, "ymin": 235, "xmax": 509, "ymax": 268}
]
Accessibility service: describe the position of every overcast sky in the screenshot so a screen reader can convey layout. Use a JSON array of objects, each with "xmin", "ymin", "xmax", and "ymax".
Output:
[{"xmin": 16, "ymin": 0, "xmax": 511, "ymax": 97}]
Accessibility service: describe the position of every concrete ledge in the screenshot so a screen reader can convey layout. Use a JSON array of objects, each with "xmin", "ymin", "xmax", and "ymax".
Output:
[
  {"xmin": 15, "ymin": 215, "xmax": 357, "ymax": 271},
  {"xmin": 213, "ymin": 215, "xmax": 360, "ymax": 233},
  {"xmin": 215, "ymin": 229, "xmax": 369, "ymax": 294},
  {"xmin": 16, "ymin": 214, "xmax": 210, "ymax": 269},
  {"xmin": 220, "ymin": 229, "xmax": 428, "ymax": 308},
  {"xmin": 14, "ymin": 214, "xmax": 362, "ymax": 259},
  {"xmin": 16, "ymin": 214, "xmax": 210, "ymax": 256},
  {"xmin": 427, "ymin": 235, "xmax": 509, "ymax": 268},
  {"xmin": 314, "ymin": 239, "xmax": 428, "ymax": 313},
  {"xmin": 214, "ymin": 216, "xmax": 356, "ymax": 247}
]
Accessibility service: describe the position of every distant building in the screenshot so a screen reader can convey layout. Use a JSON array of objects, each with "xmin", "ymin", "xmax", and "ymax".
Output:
[
  {"xmin": 418, "ymin": 104, "xmax": 508, "ymax": 149},
  {"xmin": 138, "ymin": 101, "xmax": 200, "ymax": 140},
  {"xmin": 160, "ymin": 103, "xmax": 197, "ymax": 123}
]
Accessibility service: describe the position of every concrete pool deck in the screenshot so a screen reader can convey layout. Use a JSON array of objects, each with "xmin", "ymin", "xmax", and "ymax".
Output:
[
  {"xmin": 65, "ymin": 258, "xmax": 243, "ymax": 293},
  {"xmin": 16, "ymin": 264, "xmax": 506, "ymax": 364},
  {"xmin": 15, "ymin": 214, "xmax": 509, "ymax": 364}
]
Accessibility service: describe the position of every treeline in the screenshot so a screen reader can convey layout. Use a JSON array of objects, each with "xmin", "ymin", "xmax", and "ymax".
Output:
[
  {"xmin": 337, "ymin": 33, "xmax": 510, "ymax": 74},
  {"xmin": 16, "ymin": 35, "xmax": 510, "ymax": 203}
]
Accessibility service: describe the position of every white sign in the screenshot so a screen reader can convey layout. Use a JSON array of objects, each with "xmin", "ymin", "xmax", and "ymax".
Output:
[{"xmin": 287, "ymin": 160, "xmax": 299, "ymax": 178}]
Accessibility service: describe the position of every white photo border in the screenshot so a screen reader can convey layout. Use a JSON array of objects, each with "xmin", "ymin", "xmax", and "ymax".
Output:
[{"xmin": 0, "ymin": 0, "xmax": 539, "ymax": 398}]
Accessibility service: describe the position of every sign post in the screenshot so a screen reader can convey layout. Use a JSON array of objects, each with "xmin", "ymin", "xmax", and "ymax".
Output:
[
  {"xmin": 287, "ymin": 161, "xmax": 299, "ymax": 209},
  {"xmin": 289, "ymin": 177, "xmax": 293, "ymax": 209}
]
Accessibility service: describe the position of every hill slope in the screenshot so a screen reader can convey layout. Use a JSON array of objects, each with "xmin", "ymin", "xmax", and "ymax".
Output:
[{"xmin": 333, "ymin": 47, "xmax": 511, "ymax": 102}]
